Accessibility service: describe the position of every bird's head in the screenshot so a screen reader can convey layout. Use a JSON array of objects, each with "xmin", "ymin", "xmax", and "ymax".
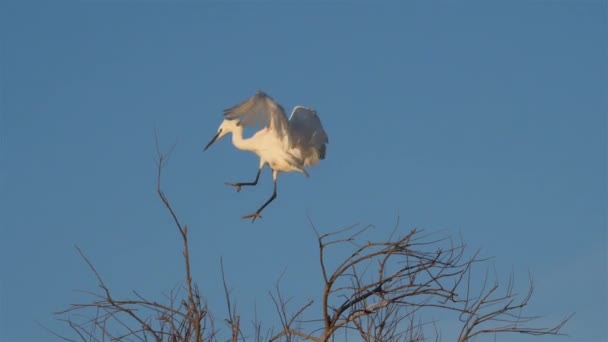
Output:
[{"xmin": 204, "ymin": 119, "xmax": 240, "ymax": 151}]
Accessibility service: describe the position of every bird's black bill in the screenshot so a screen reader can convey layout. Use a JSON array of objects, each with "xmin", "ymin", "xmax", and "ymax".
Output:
[{"xmin": 204, "ymin": 131, "xmax": 221, "ymax": 151}]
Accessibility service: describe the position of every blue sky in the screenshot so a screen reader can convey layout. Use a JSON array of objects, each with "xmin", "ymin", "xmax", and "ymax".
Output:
[{"xmin": 1, "ymin": 0, "xmax": 605, "ymax": 341}]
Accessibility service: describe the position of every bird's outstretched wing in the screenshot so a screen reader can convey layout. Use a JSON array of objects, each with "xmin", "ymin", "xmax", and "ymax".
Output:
[
  {"xmin": 223, "ymin": 91, "xmax": 291, "ymax": 139},
  {"xmin": 288, "ymin": 106, "xmax": 329, "ymax": 160}
]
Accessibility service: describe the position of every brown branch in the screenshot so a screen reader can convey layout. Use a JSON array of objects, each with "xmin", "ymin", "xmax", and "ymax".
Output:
[
  {"xmin": 305, "ymin": 218, "xmax": 571, "ymax": 342},
  {"xmin": 268, "ymin": 269, "xmax": 319, "ymax": 342},
  {"xmin": 154, "ymin": 130, "xmax": 204, "ymax": 342},
  {"xmin": 49, "ymin": 131, "xmax": 571, "ymax": 342},
  {"xmin": 50, "ymin": 133, "xmax": 211, "ymax": 342},
  {"xmin": 220, "ymin": 257, "xmax": 244, "ymax": 342}
]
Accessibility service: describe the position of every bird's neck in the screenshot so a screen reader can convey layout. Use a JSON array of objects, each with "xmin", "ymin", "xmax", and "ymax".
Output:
[{"xmin": 230, "ymin": 127, "xmax": 255, "ymax": 152}]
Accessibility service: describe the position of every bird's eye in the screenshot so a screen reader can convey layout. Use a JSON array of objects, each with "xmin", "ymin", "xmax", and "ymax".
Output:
[{"xmin": 236, "ymin": 121, "xmax": 241, "ymax": 127}]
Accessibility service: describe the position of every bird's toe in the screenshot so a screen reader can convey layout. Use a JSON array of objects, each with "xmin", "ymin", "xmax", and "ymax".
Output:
[
  {"xmin": 225, "ymin": 182, "xmax": 242, "ymax": 192},
  {"xmin": 242, "ymin": 212, "xmax": 262, "ymax": 223}
]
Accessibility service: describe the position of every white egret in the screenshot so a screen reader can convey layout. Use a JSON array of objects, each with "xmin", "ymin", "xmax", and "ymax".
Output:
[{"xmin": 204, "ymin": 91, "xmax": 329, "ymax": 222}]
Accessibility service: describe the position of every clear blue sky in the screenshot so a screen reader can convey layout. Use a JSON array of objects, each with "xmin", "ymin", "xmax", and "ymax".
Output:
[{"xmin": 1, "ymin": 0, "xmax": 605, "ymax": 341}]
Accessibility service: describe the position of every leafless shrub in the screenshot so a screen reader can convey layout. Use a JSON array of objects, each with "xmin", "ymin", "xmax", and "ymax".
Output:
[
  {"xmin": 48, "ymin": 139, "xmax": 572, "ymax": 341},
  {"xmin": 280, "ymin": 218, "xmax": 572, "ymax": 342},
  {"xmin": 46, "ymin": 134, "xmax": 219, "ymax": 342}
]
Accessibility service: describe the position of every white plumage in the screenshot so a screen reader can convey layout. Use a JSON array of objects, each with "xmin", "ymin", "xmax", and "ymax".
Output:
[{"xmin": 204, "ymin": 90, "xmax": 329, "ymax": 222}]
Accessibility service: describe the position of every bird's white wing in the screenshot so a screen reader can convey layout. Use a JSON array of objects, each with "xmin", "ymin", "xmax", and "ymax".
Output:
[
  {"xmin": 288, "ymin": 106, "xmax": 329, "ymax": 158},
  {"xmin": 223, "ymin": 91, "xmax": 291, "ymax": 138}
]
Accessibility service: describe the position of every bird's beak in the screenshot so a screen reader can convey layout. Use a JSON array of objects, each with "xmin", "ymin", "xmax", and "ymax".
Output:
[{"xmin": 204, "ymin": 130, "xmax": 221, "ymax": 151}]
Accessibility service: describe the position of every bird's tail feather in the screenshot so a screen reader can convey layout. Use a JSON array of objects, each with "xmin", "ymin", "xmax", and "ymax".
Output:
[{"xmin": 318, "ymin": 144, "xmax": 326, "ymax": 160}]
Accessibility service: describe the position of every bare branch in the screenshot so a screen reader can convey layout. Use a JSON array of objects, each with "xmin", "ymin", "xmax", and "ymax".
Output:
[
  {"xmin": 50, "ymin": 133, "xmax": 571, "ymax": 342},
  {"xmin": 51, "ymin": 134, "xmax": 210, "ymax": 342}
]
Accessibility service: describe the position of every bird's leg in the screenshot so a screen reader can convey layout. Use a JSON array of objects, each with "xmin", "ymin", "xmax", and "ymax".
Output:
[
  {"xmin": 242, "ymin": 178, "xmax": 278, "ymax": 223},
  {"xmin": 225, "ymin": 168, "xmax": 262, "ymax": 192}
]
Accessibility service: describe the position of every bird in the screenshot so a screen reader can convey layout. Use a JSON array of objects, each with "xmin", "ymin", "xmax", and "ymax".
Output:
[{"xmin": 204, "ymin": 90, "xmax": 329, "ymax": 223}]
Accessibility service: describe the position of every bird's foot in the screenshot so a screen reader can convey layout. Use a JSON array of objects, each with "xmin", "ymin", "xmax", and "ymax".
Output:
[
  {"xmin": 225, "ymin": 182, "xmax": 242, "ymax": 192},
  {"xmin": 242, "ymin": 212, "xmax": 262, "ymax": 223}
]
